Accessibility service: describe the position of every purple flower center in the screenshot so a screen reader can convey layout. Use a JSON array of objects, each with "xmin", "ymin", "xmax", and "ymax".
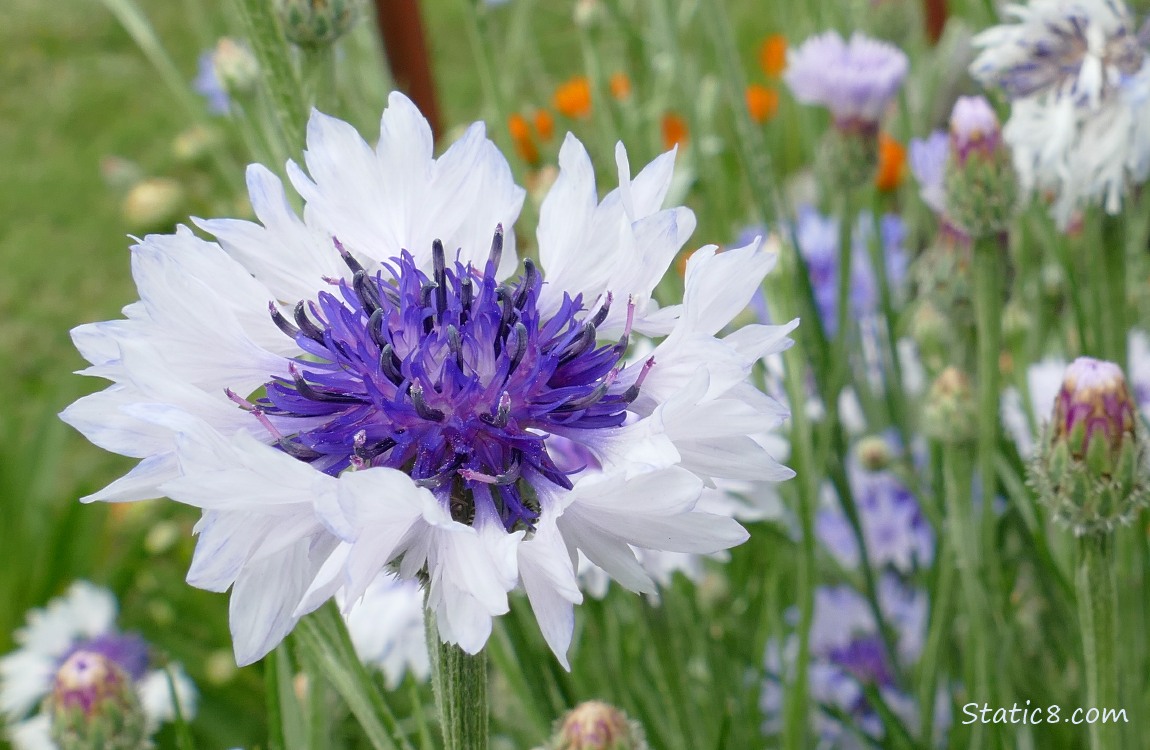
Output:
[
  {"xmin": 59, "ymin": 632, "xmax": 150, "ymax": 682},
  {"xmin": 240, "ymin": 226, "xmax": 652, "ymax": 533}
]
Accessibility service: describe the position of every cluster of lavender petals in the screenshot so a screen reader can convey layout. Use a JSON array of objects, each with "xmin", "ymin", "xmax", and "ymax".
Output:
[
  {"xmin": 761, "ymin": 580, "xmax": 948, "ymax": 747},
  {"xmin": 784, "ymin": 31, "xmax": 909, "ymax": 129},
  {"xmin": 816, "ymin": 457, "xmax": 934, "ymax": 574},
  {"xmin": 794, "ymin": 207, "xmax": 908, "ymax": 337}
]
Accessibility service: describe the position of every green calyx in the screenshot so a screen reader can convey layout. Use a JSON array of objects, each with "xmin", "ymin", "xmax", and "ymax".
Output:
[{"xmin": 944, "ymin": 150, "xmax": 1016, "ymax": 239}]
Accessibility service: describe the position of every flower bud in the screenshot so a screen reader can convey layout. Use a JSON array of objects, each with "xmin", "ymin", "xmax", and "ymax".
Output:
[
  {"xmin": 211, "ymin": 38, "xmax": 258, "ymax": 95},
  {"xmin": 276, "ymin": 0, "xmax": 359, "ymax": 48},
  {"xmin": 922, "ymin": 367, "xmax": 976, "ymax": 444},
  {"xmin": 48, "ymin": 651, "xmax": 147, "ymax": 750},
  {"xmin": 1033, "ymin": 358, "xmax": 1150, "ymax": 534},
  {"xmin": 943, "ymin": 96, "xmax": 1016, "ymax": 238},
  {"xmin": 547, "ymin": 700, "xmax": 647, "ymax": 750},
  {"xmin": 121, "ymin": 178, "xmax": 184, "ymax": 231},
  {"xmin": 855, "ymin": 435, "xmax": 895, "ymax": 471},
  {"xmin": 816, "ymin": 126, "xmax": 880, "ymax": 191}
]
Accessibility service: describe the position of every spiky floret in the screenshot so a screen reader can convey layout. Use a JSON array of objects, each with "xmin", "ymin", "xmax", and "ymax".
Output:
[{"xmin": 238, "ymin": 226, "xmax": 651, "ymax": 533}]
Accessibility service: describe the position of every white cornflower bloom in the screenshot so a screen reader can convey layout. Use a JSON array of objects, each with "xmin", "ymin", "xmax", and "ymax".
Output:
[
  {"xmin": 970, "ymin": 0, "xmax": 1150, "ymax": 226},
  {"xmin": 343, "ymin": 574, "xmax": 429, "ymax": 689},
  {"xmin": 0, "ymin": 582, "xmax": 196, "ymax": 750},
  {"xmin": 61, "ymin": 93, "xmax": 797, "ymax": 668}
]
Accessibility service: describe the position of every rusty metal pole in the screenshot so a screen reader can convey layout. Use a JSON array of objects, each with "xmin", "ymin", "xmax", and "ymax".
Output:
[
  {"xmin": 923, "ymin": 0, "xmax": 948, "ymax": 45},
  {"xmin": 373, "ymin": 0, "xmax": 443, "ymax": 139}
]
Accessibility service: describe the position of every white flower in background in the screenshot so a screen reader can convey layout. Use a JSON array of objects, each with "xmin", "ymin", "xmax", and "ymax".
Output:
[
  {"xmin": 61, "ymin": 93, "xmax": 797, "ymax": 668},
  {"xmin": 0, "ymin": 582, "xmax": 196, "ymax": 750},
  {"xmin": 343, "ymin": 574, "xmax": 429, "ymax": 689},
  {"xmin": 970, "ymin": 0, "xmax": 1150, "ymax": 226}
]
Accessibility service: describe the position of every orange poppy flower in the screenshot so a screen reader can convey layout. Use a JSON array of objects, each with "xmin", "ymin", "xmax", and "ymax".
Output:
[
  {"xmin": 533, "ymin": 109, "xmax": 555, "ymax": 141},
  {"xmin": 745, "ymin": 84, "xmax": 780, "ymax": 124},
  {"xmin": 875, "ymin": 132, "xmax": 906, "ymax": 192},
  {"xmin": 609, "ymin": 71, "xmax": 632, "ymax": 101},
  {"xmin": 758, "ymin": 34, "xmax": 787, "ymax": 78},
  {"xmin": 661, "ymin": 113, "xmax": 688, "ymax": 150},
  {"xmin": 553, "ymin": 76, "xmax": 592, "ymax": 119},
  {"xmin": 508, "ymin": 113, "xmax": 539, "ymax": 166}
]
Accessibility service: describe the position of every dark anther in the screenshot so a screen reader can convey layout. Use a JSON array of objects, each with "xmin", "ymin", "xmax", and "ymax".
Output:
[
  {"xmin": 558, "ymin": 324, "xmax": 596, "ymax": 365},
  {"xmin": 276, "ymin": 439, "xmax": 323, "ymax": 461},
  {"xmin": 481, "ymin": 391, "xmax": 512, "ymax": 427},
  {"xmin": 623, "ymin": 356, "xmax": 656, "ymax": 402},
  {"xmin": 269, "ymin": 301, "xmax": 300, "ymax": 338},
  {"xmin": 590, "ymin": 292, "xmax": 613, "ymax": 328},
  {"xmin": 290, "ymin": 365, "xmax": 362, "ymax": 404},
  {"xmin": 557, "ymin": 381, "xmax": 609, "ymax": 412},
  {"xmin": 293, "ymin": 301, "xmax": 326, "ymax": 343},
  {"xmin": 353, "ymin": 270, "xmax": 383, "ymax": 314},
  {"xmin": 446, "ymin": 325, "xmax": 463, "ymax": 367},
  {"xmin": 353, "ymin": 434, "xmax": 396, "ymax": 462},
  {"xmin": 367, "ymin": 309, "xmax": 387, "ymax": 348},
  {"xmin": 460, "ymin": 275, "xmax": 473, "ymax": 314},
  {"xmin": 487, "ymin": 224, "xmax": 504, "ymax": 274},
  {"xmin": 334, "ymin": 237, "xmax": 365, "ymax": 274},
  {"xmin": 508, "ymin": 322, "xmax": 529, "ymax": 375},
  {"xmin": 514, "ymin": 259, "xmax": 536, "ymax": 310},
  {"xmin": 419, "ymin": 281, "xmax": 438, "ymax": 308},
  {"xmin": 410, "ymin": 383, "xmax": 445, "ymax": 421},
  {"xmin": 432, "ymin": 240, "xmax": 448, "ymax": 315},
  {"xmin": 379, "ymin": 344, "xmax": 403, "ymax": 384}
]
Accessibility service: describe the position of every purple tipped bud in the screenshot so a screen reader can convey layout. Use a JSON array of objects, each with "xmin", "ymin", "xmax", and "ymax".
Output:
[
  {"xmin": 547, "ymin": 700, "xmax": 647, "ymax": 750},
  {"xmin": 1052, "ymin": 358, "xmax": 1137, "ymax": 467},
  {"xmin": 48, "ymin": 651, "xmax": 147, "ymax": 750},
  {"xmin": 948, "ymin": 96, "xmax": 1001, "ymax": 165},
  {"xmin": 1032, "ymin": 357, "xmax": 1150, "ymax": 535}
]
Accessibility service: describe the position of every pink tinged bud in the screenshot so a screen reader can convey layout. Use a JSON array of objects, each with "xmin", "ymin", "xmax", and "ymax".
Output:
[
  {"xmin": 1053, "ymin": 357, "xmax": 1137, "ymax": 469},
  {"xmin": 49, "ymin": 651, "xmax": 146, "ymax": 750},
  {"xmin": 948, "ymin": 95, "xmax": 1000, "ymax": 164},
  {"xmin": 550, "ymin": 700, "xmax": 646, "ymax": 750}
]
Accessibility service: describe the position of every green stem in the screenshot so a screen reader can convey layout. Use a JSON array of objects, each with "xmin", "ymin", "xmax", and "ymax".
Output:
[
  {"xmin": 942, "ymin": 445, "xmax": 990, "ymax": 749},
  {"xmin": 1077, "ymin": 533, "xmax": 1119, "ymax": 750},
  {"xmin": 1099, "ymin": 213, "xmax": 1128, "ymax": 367},
  {"xmin": 234, "ymin": 0, "xmax": 307, "ymax": 162},
  {"xmin": 972, "ymin": 234, "xmax": 1003, "ymax": 608},
  {"xmin": 427, "ymin": 611, "xmax": 489, "ymax": 750}
]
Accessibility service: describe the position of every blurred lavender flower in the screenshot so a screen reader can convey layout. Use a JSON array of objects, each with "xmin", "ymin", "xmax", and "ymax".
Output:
[
  {"xmin": 784, "ymin": 31, "xmax": 909, "ymax": 130},
  {"xmin": 0, "ymin": 583, "xmax": 196, "ymax": 750},
  {"xmin": 816, "ymin": 457, "xmax": 934, "ymax": 574},
  {"xmin": 761, "ymin": 579, "xmax": 948, "ymax": 747},
  {"xmin": 795, "ymin": 207, "xmax": 907, "ymax": 337},
  {"xmin": 909, "ymin": 130, "xmax": 948, "ymax": 214},
  {"xmin": 193, "ymin": 51, "xmax": 230, "ymax": 115},
  {"xmin": 971, "ymin": 0, "xmax": 1150, "ymax": 225}
]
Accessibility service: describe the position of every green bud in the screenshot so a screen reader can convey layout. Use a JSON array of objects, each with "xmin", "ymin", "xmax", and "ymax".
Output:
[
  {"xmin": 547, "ymin": 700, "xmax": 648, "ymax": 750},
  {"xmin": 276, "ymin": 0, "xmax": 359, "ymax": 48},
  {"xmin": 1031, "ymin": 357, "xmax": 1150, "ymax": 535},
  {"xmin": 922, "ymin": 367, "xmax": 976, "ymax": 444},
  {"xmin": 48, "ymin": 652, "xmax": 147, "ymax": 750},
  {"xmin": 943, "ymin": 96, "xmax": 1016, "ymax": 238},
  {"xmin": 815, "ymin": 126, "xmax": 879, "ymax": 191},
  {"xmin": 855, "ymin": 435, "xmax": 895, "ymax": 471}
]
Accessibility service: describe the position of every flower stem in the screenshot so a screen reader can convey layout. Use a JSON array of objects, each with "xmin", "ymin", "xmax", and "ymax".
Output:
[
  {"xmin": 427, "ymin": 612, "xmax": 489, "ymax": 750},
  {"xmin": 972, "ymin": 235, "xmax": 1003, "ymax": 595},
  {"xmin": 1077, "ymin": 533, "xmax": 1119, "ymax": 750},
  {"xmin": 233, "ymin": 0, "xmax": 306, "ymax": 161},
  {"xmin": 942, "ymin": 445, "xmax": 990, "ymax": 749},
  {"xmin": 1099, "ymin": 213, "xmax": 1127, "ymax": 366}
]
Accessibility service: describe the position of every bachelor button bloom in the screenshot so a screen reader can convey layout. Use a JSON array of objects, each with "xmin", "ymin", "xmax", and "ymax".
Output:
[
  {"xmin": 193, "ymin": 51, "xmax": 230, "ymax": 115},
  {"xmin": 784, "ymin": 31, "xmax": 908, "ymax": 130},
  {"xmin": 816, "ymin": 457, "xmax": 934, "ymax": 574},
  {"xmin": 794, "ymin": 207, "xmax": 908, "ymax": 337},
  {"xmin": 343, "ymin": 574, "xmax": 429, "ymax": 689},
  {"xmin": 0, "ymin": 583, "xmax": 196, "ymax": 750},
  {"xmin": 971, "ymin": 0, "xmax": 1150, "ymax": 226},
  {"xmin": 909, "ymin": 130, "xmax": 949, "ymax": 214},
  {"xmin": 60, "ymin": 93, "xmax": 797, "ymax": 668},
  {"xmin": 761, "ymin": 580, "xmax": 948, "ymax": 747}
]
